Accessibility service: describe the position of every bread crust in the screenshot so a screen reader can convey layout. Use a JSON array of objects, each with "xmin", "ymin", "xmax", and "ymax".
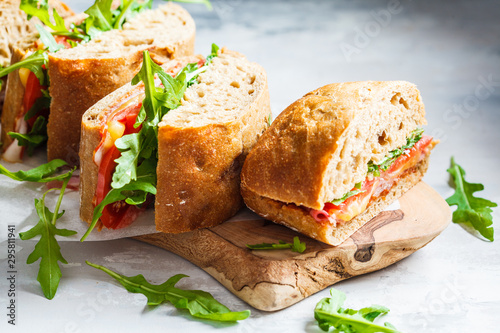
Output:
[
  {"xmin": 47, "ymin": 3, "xmax": 196, "ymax": 164},
  {"xmin": 242, "ymin": 156, "xmax": 430, "ymax": 246},
  {"xmin": 241, "ymin": 81, "xmax": 426, "ymax": 210}
]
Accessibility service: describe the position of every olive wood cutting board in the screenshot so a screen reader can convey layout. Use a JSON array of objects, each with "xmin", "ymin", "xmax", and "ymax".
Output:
[{"xmin": 135, "ymin": 182, "xmax": 451, "ymax": 311}]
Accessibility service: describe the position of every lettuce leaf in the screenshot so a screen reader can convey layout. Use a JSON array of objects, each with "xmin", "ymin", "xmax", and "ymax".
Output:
[
  {"xmin": 19, "ymin": 170, "xmax": 76, "ymax": 299},
  {"xmin": 0, "ymin": 159, "xmax": 69, "ymax": 182},
  {"xmin": 86, "ymin": 261, "xmax": 249, "ymax": 322},
  {"xmin": 315, "ymin": 289, "xmax": 400, "ymax": 333},
  {"xmin": 8, "ymin": 116, "xmax": 48, "ymax": 156},
  {"xmin": 446, "ymin": 157, "xmax": 497, "ymax": 241}
]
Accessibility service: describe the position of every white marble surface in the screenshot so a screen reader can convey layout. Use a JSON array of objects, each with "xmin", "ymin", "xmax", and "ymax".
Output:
[{"xmin": 1, "ymin": 0, "xmax": 499, "ymax": 332}]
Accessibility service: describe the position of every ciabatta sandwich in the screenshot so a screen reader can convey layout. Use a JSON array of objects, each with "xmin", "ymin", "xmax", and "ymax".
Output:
[
  {"xmin": 0, "ymin": 0, "xmax": 74, "ymax": 117},
  {"xmin": 241, "ymin": 81, "xmax": 437, "ymax": 246},
  {"xmin": 79, "ymin": 47, "xmax": 270, "ymax": 239},
  {"xmin": 1, "ymin": 1, "xmax": 195, "ymax": 164}
]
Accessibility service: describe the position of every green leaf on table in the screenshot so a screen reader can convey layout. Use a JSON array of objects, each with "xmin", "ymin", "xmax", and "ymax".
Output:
[
  {"xmin": 446, "ymin": 157, "xmax": 497, "ymax": 241},
  {"xmin": 19, "ymin": 172, "xmax": 77, "ymax": 299},
  {"xmin": 314, "ymin": 289, "xmax": 400, "ymax": 333},
  {"xmin": 246, "ymin": 236, "xmax": 306, "ymax": 253},
  {"xmin": 0, "ymin": 159, "xmax": 69, "ymax": 182},
  {"xmin": 86, "ymin": 261, "xmax": 250, "ymax": 322}
]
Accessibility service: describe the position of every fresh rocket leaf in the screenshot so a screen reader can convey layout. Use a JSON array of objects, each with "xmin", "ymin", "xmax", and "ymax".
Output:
[
  {"xmin": 20, "ymin": 0, "xmax": 68, "ymax": 33},
  {"xmin": 112, "ymin": 133, "xmax": 141, "ymax": 188},
  {"xmin": 0, "ymin": 50, "xmax": 48, "ymax": 86},
  {"xmin": 35, "ymin": 24, "xmax": 64, "ymax": 52},
  {"xmin": 24, "ymin": 92, "xmax": 51, "ymax": 120},
  {"xmin": 83, "ymin": 0, "xmax": 114, "ymax": 32},
  {"xmin": 330, "ymin": 188, "xmax": 365, "ymax": 205},
  {"xmin": 247, "ymin": 236, "xmax": 306, "ymax": 253},
  {"xmin": 19, "ymin": 172, "xmax": 77, "ymax": 299},
  {"xmin": 446, "ymin": 157, "xmax": 496, "ymax": 241},
  {"xmin": 314, "ymin": 289, "xmax": 400, "ymax": 333},
  {"xmin": 8, "ymin": 116, "xmax": 48, "ymax": 155},
  {"xmin": 80, "ymin": 178, "xmax": 156, "ymax": 241},
  {"xmin": 86, "ymin": 261, "xmax": 250, "ymax": 322},
  {"xmin": 0, "ymin": 159, "xmax": 69, "ymax": 182},
  {"xmin": 368, "ymin": 128, "xmax": 424, "ymax": 177}
]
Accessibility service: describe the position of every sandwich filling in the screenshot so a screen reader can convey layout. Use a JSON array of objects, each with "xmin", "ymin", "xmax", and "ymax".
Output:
[
  {"xmin": 82, "ymin": 45, "xmax": 219, "ymax": 236},
  {"xmin": 310, "ymin": 129, "xmax": 435, "ymax": 226},
  {"xmin": 2, "ymin": 36, "xmax": 76, "ymax": 162}
]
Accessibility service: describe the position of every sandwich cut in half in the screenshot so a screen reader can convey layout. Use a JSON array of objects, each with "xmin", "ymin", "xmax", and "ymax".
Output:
[
  {"xmin": 79, "ymin": 46, "xmax": 270, "ymax": 239},
  {"xmin": 0, "ymin": 0, "xmax": 74, "ymax": 117},
  {"xmin": 241, "ymin": 81, "xmax": 437, "ymax": 246},
  {"xmin": 1, "ymin": 1, "xmax": 195, "ymax": 164}
]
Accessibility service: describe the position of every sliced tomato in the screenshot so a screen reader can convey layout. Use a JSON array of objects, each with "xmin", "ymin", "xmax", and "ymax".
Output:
[
  {"xmin": 94, "ymin": 102, "xmax": 145, "ymax": 229},
  {"xmin": 23, "ymin": 72, "xmax": 48, "ymax": 127},
  {"xmin": 385, "ymin": 135, "xmax": 433, "ymax": 175},
  {"xmin": 54, "ymin": 35, "xmax": 76, "ymax": 49}
]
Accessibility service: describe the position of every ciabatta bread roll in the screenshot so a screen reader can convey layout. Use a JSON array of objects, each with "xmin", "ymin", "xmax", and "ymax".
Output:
[
  {"xmin": 241, "ymin": 81, "xmax": 437, "ymax": 246},
  {"xmin": 47, "ymin": 3, "xmax": 195, "ymax": 163},
  {"xmin": 80, "ymin": 48, "xmax": 271, "ymax": 233},
  {"xmin": 0, "ymin": 0, "xmax": 74, "ymax": 114}
]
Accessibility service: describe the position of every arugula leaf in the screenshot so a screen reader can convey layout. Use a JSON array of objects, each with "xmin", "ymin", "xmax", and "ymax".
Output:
[
  {"xmin": 35, "ymin": 24, "xmax": 65, "ymax": 53},
  {"xmin": 8, "ymin": 116, "xmax": 48, "ymax": 156},
  {"xmin": 314, "ymin": 289, "xmax": 400, "ymax": 333},
  {"xmin": 0, "ymin": 50, "xmax": 48, "ymax": 86},
  {"xmin": 246, "ymin": 236, "xmax": 306, "ymax": 253},
  {"xmin": 86, "ymin": 261, "xmax": 250, "ymax": 322},
  {"xmin": 368, "ymin": 128, "xmax": 424, "ymax": 177},
  {"xmin": 85, "ymin": 46, "xmax": 219, "ymax": 238},
  {"xmin": 20, "ymin": 0, "xmax": 68, "ymax": 33},
  {"xmin": 19, "ymin": 172, "xmax": 77, "ymax": 299},
  {"xmin": 80, "ymin": 178, "xmax": 156, "ymax": 241},
  {"xmin": 330, "ymin": 188, "xmax": 365, "ymax": 205},
  {"xmin": 0, "ymin": 159, "xmax": 70, "ymax": 182},
  {"xmin": 446, "ymin": 157, "xmax": 496, "ymax": 241},
  {"xmin": 84, "ymin": 0, "xmax": 114, "ymax": 32}
]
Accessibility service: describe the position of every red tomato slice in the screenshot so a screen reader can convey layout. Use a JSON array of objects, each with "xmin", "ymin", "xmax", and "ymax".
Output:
[
  {"xmin": 23, "ymin": 72, "xmax": 48, "ymax": 127},
  {"xmin": 94, "ymin": 102, "xmax": 144, "ymax": 229},
  {"xmin": 386, "ymin": 135, "xmax": 433, "ymax": 175}
]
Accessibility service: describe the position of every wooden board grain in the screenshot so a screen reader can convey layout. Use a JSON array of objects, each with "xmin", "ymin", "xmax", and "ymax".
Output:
[{"xmin": 135, "ymin": 182, "xmax": 451, "ymax": 311}]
